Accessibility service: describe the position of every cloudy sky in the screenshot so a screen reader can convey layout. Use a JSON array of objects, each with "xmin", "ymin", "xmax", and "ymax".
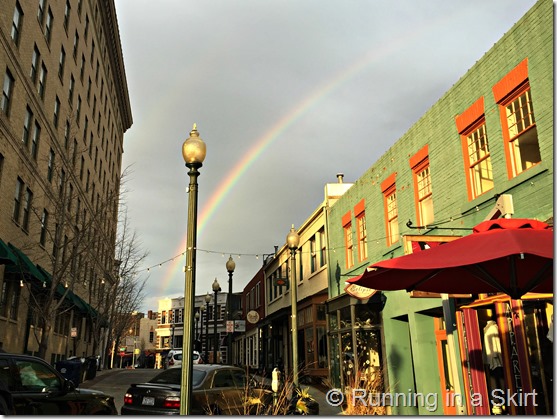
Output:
[{"xmin": 113, "ymin": 0, "xmax": 538, "ymax": 313}]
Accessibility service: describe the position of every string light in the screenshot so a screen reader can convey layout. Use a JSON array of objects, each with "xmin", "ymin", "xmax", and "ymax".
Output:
[{"xmin": 136, "ymin": 205, "xmax": 490, "ymax": 274}]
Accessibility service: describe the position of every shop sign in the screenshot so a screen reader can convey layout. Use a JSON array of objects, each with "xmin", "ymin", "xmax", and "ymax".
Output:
[
  {"xmin": 344, "ymin": 283, "xmax": 377, "ymax": 300},
  {"xmin": 246, "ymin": 310, "xmax": 260, "ymax": 324}
]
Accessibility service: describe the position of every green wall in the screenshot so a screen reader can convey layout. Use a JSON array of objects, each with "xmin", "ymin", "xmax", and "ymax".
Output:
[{"xmin": 326, "ymin": 0, "xmax": 553, "ymax": 413}]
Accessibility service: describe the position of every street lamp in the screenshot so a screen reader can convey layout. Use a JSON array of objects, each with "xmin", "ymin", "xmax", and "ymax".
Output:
[
  {"xmin": 195, "ymin": 311, "xmax": 200, "ymax": 351},
  {"xmin": 204, "ymin": 293, "xmax": 211, "ymax": 363},
  {"xmin": 180, "ymin": 124, "xmax": 207, "ymax": 415},
  {"xmin": 226, "ymin": 256, "xmax": 235, "ymax": 364},
  {"xmin": 286, "ymin": 225, "xmax": 300, "ymax": 387},
  {"xmin": 131, "ymin": 311, "xmax": 138, "ymax": 369},
  {"xmin": 199, "ymin": 304, "xmax": 206, "ymax": 355},
  {"xmin": 212, "ymin": 278, "xmax": 221, "ymax": 363}
]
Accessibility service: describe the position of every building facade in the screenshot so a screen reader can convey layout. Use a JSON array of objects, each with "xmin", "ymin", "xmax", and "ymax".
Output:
[
  {"xmin": 326, "ymin": 0, "xmax": 552, "ymax": 414},
  {"xmin": 0, "ymin": 0, "xmax": 131, "ymax": 364}
]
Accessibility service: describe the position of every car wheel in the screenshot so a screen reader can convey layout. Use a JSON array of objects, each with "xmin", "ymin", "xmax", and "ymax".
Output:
[{"xmin": 0, "ymin": 395, "xmax": 11, "ymax": 415}]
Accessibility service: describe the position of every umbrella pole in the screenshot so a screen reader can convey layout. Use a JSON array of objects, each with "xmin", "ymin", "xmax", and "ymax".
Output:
[{"xmin": 441, "ymin": 294, "xmax": 466, "ymax": 415}]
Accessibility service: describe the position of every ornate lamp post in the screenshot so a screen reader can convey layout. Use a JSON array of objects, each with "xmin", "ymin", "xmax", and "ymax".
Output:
[
  {"xmin": 195, "ymin": 311, "xmax": 200, "ymax": 351},
  {"xmin": 179, "ymin": 124, "xmax": 206, "ymax": 415},
  {"xmin": 226, "ymin": 256, "xmax": 235, "ymax": 364},
  {"xmin": 212, "ymin": 278, "xmax": 221, "ymax": 363},
  {"xmin": 204, "ymin": 293, "xmax": 211, "ymax": 363},
  {"xmin": 199, "ymin": 304, "xmax": 206, "ymax": 355},
  {"xmin": 286, "ymin": 225, "xmax": 300, "ymax": 386}
]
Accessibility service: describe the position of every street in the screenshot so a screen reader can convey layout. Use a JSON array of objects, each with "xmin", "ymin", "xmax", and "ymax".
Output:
[
  {"xmin": 79, "ymin": 368, "xmax": 160, "ymax": 414},
  {"xmin": 78, "ymin": 367, "xmax": 342, "ymax": 415}
]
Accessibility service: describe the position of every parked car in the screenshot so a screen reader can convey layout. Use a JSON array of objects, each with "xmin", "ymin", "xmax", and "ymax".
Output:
[
  {"xmin": 0, "ymin": 352, "xmax": 117, "ymax": 415},
  {"xmin": 165, "ymin": 350, "xmax": 202, "ymax": 369},
  {"xmin": 121, "ymin": 364, "xmax": 273, "ymax": 415}
]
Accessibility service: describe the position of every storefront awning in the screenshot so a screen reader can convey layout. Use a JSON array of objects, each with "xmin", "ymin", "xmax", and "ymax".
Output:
[
  {"xmin": 0, "ymin": 239, "xmax": 17, "ymax": 265},
  {"xmin": 6, "ymin": 243, "xmax": 47, "ymax": 282}
]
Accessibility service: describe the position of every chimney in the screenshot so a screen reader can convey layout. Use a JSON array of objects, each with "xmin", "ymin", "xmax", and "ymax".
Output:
[{"xmin": 336, "ymin": 173, "xmax": 344, "ymax": 183}]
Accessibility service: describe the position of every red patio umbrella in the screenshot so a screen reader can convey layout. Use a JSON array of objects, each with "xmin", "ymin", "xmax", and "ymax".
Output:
[{"xmin": 347, "ymin": 218, "xmax": 553, "ymax": 299}]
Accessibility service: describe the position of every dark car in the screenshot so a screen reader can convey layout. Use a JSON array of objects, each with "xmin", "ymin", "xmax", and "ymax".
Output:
[
  {"xmin": 0, "ymin": 352, "xmax": 117, "ymax": 415},
  {"xmin": 121, "ymin": 364, "xmax": 273, "ymax": 415}
]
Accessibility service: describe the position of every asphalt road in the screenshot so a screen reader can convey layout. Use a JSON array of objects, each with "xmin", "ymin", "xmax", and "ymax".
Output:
[
  {"xmin": 79, "ymin": 368, "xmax": 160, "ymax": 414},
  {"xmin": 79, "ymin": 367, "xmax": 342, "ymax": 415}
]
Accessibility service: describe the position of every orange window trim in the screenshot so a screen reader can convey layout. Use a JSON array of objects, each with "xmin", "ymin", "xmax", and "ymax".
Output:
[
  {"xmin": 497, "ymin": 81, "xmax": 533, "ymax": 179},
  {"xmin": 459, "ymin": 117, "xmax": 487, "ymax": 201},
  {"xmin": 410, "ymin": 147, "xmax": 430, "ymax": 224},
  {"xmin": 382, "ymin": 183, "xmax": 396, "ymax": 245},
  {"xmin": 492, "ymin": 58, "xmax": 528, "ymax": 104},
  {"xmin": 409, "ymin": 144, "xmax": 429, "ymax": 169},
  {"xmin": 455, "ymin": 97, "xmax": 485, "ymax": 134},
  {"xmin": 354, "ymin": 198, "xmax": 365, "ymax": 217},
  {"xmin": 341, "ymin": 211, "xmax": 351, "ymax": 227},
  {"xmin": 380, "ymin": 172, "xmax": 396, "ymax": 192}
]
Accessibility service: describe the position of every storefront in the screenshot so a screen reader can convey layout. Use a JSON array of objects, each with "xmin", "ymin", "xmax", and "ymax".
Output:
[
  {"xmin": 457, "ymin": 293, "xmax": 553, "ymax": 415},
  {"xmin": 326, "ymin": 291, "xmax": 384, "ymax": 390}
]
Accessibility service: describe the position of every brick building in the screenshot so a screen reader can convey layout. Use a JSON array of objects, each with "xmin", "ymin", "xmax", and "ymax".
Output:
[
  {"xmin": 326, "ymin": 0, "xmax": 552, "ymax": 414},
  {"xmin": 0, "ymin": 0, "xmax": 131, "ymax": 364}
]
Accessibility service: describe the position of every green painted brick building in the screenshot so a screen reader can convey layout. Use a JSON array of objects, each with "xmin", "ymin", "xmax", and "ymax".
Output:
[{"xmin": 325, "ymin": 0, "xmax": 552, "ymax": 414}]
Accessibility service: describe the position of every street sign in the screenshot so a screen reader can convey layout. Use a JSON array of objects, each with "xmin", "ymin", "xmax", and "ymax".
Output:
[
  {"xmin": 119, "ymin": 347, "xmax": 126, "ymax": 352},
  {"xmin": 70, "ymin": 327, "xmax": 77, "ymax": 338},
  {"xmin": 120, "ymin": 351, "xmax": 125, "ymax": 357},
  {"xmin": 226, "ymin": 320, "xmax": 234, "ymax": 333},
  {"xmin": 134, "ymin": 348, "xmax": 140, "ymax": 355}
]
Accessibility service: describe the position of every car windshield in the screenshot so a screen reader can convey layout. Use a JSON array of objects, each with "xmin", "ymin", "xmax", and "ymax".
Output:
[{"xmin": 149, "ymin": 368, "xmax": 206, "ymax": 386}]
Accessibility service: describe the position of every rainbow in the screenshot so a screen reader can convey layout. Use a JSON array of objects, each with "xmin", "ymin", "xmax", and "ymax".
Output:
[{"xmin": 157, "ymin": 10, "xmax": 458, "ymax": 296}]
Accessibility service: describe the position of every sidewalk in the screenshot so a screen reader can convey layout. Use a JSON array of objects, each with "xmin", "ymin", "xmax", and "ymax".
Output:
[{"xmin": 78, "ymin": 367, "xmax": 125, "ymax": 389}]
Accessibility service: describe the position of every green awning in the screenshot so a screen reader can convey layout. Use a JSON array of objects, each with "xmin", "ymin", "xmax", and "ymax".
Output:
[
  {"xmin": 0, "ymin": 239, "xmax": 17, "ymax": 265},
  {"xmin": 6, "ymin": 243, "xmax": 47, "ymax": 283}
]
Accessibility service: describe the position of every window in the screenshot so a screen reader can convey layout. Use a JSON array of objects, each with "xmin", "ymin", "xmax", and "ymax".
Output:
[
  {"xmin": 342, "ymin": 211, "xmax": 354, "ymax": 269},
  {"xmin": 310, "ymin": 237, "xmax": 316, "ymax": 273},
  {"xmin": 456, "ymin": 97, "xmax": 494, "ymax": 199},
  {"xmin": 38, "ymin": 0, "xmax": 45, "ymax": 25},
  {"xmin": 493, "ymin": 59, "xmax": 541, "ymax": 178},
  {"xmin": 69, "ymin": 75, "xmax": 75, "ymax": 105},
  {"xmin": 80, "ymin": 55, "xmax": 86, "ymax": 81},
  {"xmin": 63, "ymin": 0, "xmax": 71, "ymax": 30},
  {"xmin": 11, "ymin": 2, "xmax": 24, "ymax": 45},
  {"xmin": 13, "ymin": 177, "xmax": 24, "ymax": 222},
  {"xmin": 381, "ymin": 173, "xmax": 399, "ymax": 246},
  {"xmin": 410, "ymin": 146, "xmax": 434, "ymax": 226},
  {"xmin": 84, "ymin": 15, "xmax": 89, "ymax": 40},
  {"xmin": 40, "ymin": 209, "xmax": 48, "ymax": 245},
  {"xmin": 30, "ymin": 45, "xmax": 40, "ymax": 82},
  {"xmin": 22, "ymin": 106, "xmax": 33, "ymax": 145},
  {"xmin": 47, "ymin": 148, "xmax": 54, "ymax": 181},
  {"xmin": 1, "ymin": 69, "xmax": 15, "ymax": 115},
  {"xmin": 76, "ymin": 96, "xmax": 81, "ymax": 123},
  {"xmin": 22, "ymin": 188, "xmax": 33, "ymax": 230},
  {"xmin": 53, "ymin": 96, "xmax": 60, "ymax": 127},
  {"xmin": 59, "ymin": 169, "xmax": 65, "ymax": 196},
  {"xmin": 73, "ymin": 31, "xmax": 79, "ymax": 58},
  {"xmin": 45, "ymin": 8, "xmax": 53, "ymax": 44},
  {"xmin": 31, "ymin": 121, "xmax": 40, "ymax": 160},
  {"xmin": 58, "ymin": 47, "xmax": 66, "ymax": 79},
  {"xmin": 64, "ymin": 119, "xmax": 70, "ymax": 148},
  {"xmin": 355, "ymin": 200, "xmax": 367, "ymax": 262},
  {"xmin": 319, "ymin": 228, "xmax": 326, "ymax": 268},
  {"xmin": 38, "ymin": 63, "xmax": 47, "ymax": 99}
]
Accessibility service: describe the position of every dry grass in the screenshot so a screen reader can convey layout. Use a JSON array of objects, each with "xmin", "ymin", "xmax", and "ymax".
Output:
[{"xmin": 341, "ymin": 368, "xmax": 387, "ymax": 415}]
